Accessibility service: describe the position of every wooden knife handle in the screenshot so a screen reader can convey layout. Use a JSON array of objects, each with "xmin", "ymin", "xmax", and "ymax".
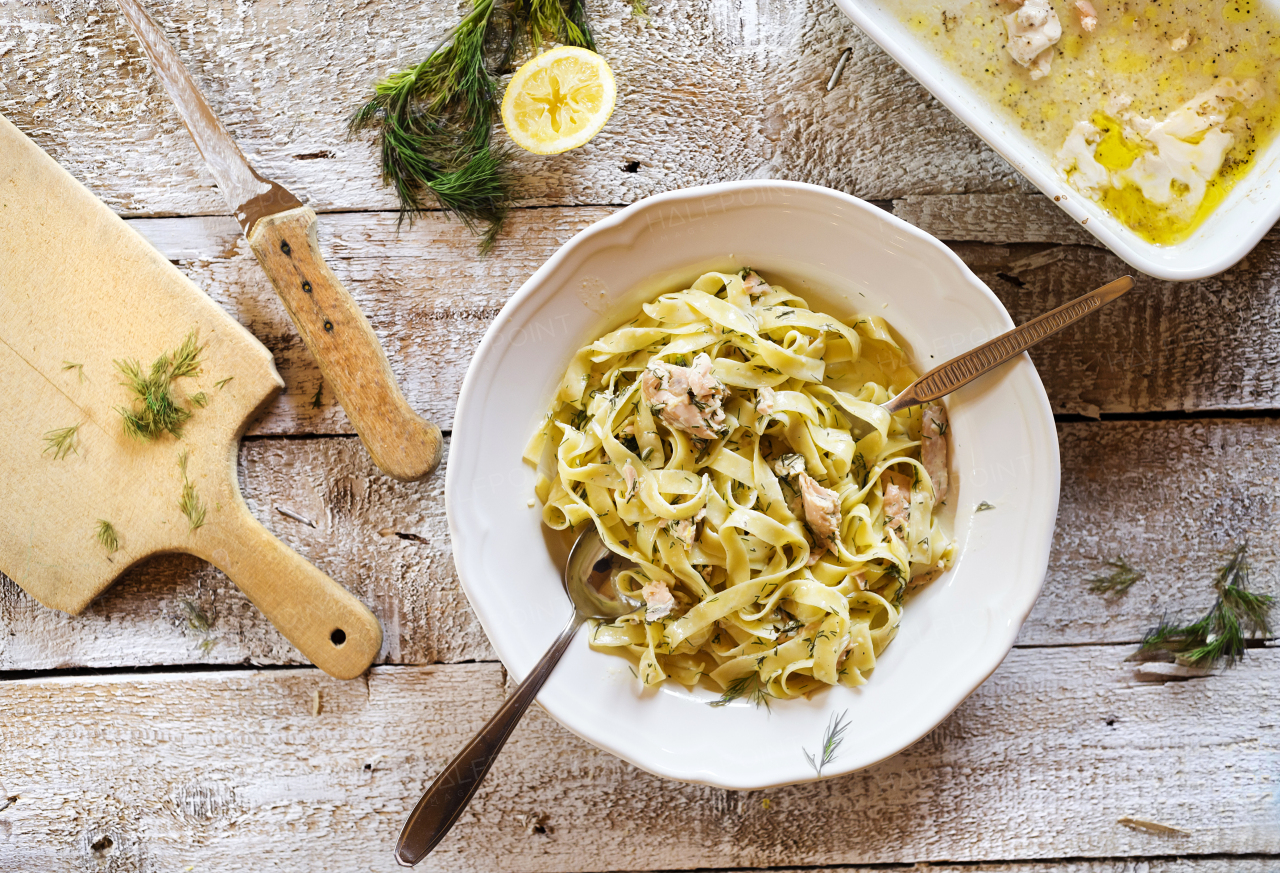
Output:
[
  {"xmin": 200, "ymin": 507, "xmax": 383, "ymax": 680},
  {"xmin": 247, "ymin": 206, "xmax": 443, "ymax": 482}
]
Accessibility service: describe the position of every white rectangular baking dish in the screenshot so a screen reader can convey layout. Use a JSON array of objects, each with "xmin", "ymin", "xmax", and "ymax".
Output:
[{"xmin": 834, "ymin": 0, "xmax": 1280, "ymax": 280}]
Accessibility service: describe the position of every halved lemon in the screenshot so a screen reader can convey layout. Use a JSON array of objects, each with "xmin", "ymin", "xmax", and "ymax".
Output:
[{"xmin": 501, "ymin": 45, "xmax": 617, "ymax": 155}]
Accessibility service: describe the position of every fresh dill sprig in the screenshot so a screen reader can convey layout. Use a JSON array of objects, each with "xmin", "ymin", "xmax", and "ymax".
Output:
[
  {"xmin": 348, "ymin": 0, "xmax": 595, "ymax": 249},
  {"xmin": 803, "ymin": 709, "xmax": 850, "ymax": 777},
  {"xmin": 95, "ymin": 519, "xmax": 120, "ymax": 554},
  {"xmin": 62, "ymin": 361, "xmax": 86, "ymax": 382},
  {"xmin": 116, "ymin": 330, "xmax": 205, "ymax": 440},
  {"xmin": 1089, "ymin": 556, "xmax": 1144, "ymax": 597},
  {"xmin": 709, "ymin": 673, "xmax": 773, "ymax": 710},
  {"xmin": 1134, "ymin": 544, "xmax": 1273, "ymax": 668},
  {"xmin": 178, "ymin": 453, "xmax": 207, "ymax": 533},
  {"xmin": 42, "ymin": 425, "xmax": 79, "ymax": 460},
  {"xmin": 214, "ymin": 376, "xmax": 234, "ymax": 390},
  {"xmin": 310, "ymin": 381, "xmax": 324, "ymax": 409},
  {"xmin": 191, "ymin": 392, "xmax": 209, "ymax": 409}
]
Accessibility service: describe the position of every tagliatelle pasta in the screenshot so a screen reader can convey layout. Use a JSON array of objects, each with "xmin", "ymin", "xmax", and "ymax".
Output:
[{"xmin": 523, "ymin": 269, "xmax": 956, "ymax": 702}]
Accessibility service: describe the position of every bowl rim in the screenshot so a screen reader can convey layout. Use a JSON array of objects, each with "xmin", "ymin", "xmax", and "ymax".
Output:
[
  {"xmin": 832, "ymin": 0, "xmax": 1278, "ymax": 282},
  {"xmin": 447, "ymin": 179, "xmax": 1060, "ymax": 788}
]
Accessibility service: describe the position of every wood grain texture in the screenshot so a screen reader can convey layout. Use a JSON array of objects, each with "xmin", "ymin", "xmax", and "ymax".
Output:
[
  {"xmin": 0, "ymin": 649, "xmax": 1276, "ymax": 871},
  {"xmin": 248, "ymin": 206, "xmax": 442, "ymax": 480},
  {"xmin": 3, "ymin": 418, "xmax": 1279, "ymax": 671},
  {"xmin": 110, "ymin": 211, "xmax": 1280, "ymax": 437},
  {"xmin": 0, "ymin": 0, "xmax": 1028, "ymax": 217}
]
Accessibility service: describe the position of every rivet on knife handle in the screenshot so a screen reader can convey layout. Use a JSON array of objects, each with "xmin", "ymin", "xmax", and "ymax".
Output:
[{"xmin": 248, "ymin": 206, "xmax": 443, "ymax": 481}]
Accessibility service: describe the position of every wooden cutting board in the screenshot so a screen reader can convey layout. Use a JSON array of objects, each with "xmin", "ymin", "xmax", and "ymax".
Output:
[{"xmin": 0, "ymin": 114, "xmax": 381, "ymax": 679}]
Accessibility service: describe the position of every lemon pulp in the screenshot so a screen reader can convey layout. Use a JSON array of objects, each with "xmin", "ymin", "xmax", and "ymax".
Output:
[{"xmin": 502, "ymin": 46, "xmax": 616, "ymax": 155}]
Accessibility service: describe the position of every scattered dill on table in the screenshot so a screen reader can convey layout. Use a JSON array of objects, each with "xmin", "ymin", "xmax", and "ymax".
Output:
[
  {"xmin": 42, "ymin": 425, "xmax": 79, "ymax": 460},
  {"xmin": 1088, "ymin": 556, "xmax": 1144, "ymax": 597},
  {"xmin": 95, "ymin": 520, "xmax": 120, "ymax": 554},
  {"xmin": 115, "ymin": 330, "xmax": 205, "ymax": 440},
  {"xmin": 310, "ymin": 381, "xmax": 324, "ymax": 409},
  {"xmin": 190, "ymin": 392, "xmax": 209, "ymax": 409},
  {"xmin": 62, "ymin": 361, "xmax": 86, "ymax": 382},
  {"xmin": 709, "ymin": 673, "xmax": 773, "ymax": 710},
  {"xmin": 347, "ymin": 0, "xmax": 595, "ymax": 250},
  {"xmin": 177, "ymin": 453, "xmax": 207, "ymax": 533},
  {"xmin": 214, "ymin": 376, "xmax": 234, "ymax": 391},
  {"xmin": 803, "ymin": 709, "xmax": 851, "ymax": 777},
  {"xmin": 1133, "ymin": 544, "xmax": 1273, "ymax": 669}
]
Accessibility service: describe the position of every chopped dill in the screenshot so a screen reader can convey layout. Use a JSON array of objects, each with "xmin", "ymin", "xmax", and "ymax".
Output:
[
  {"xmin": 178, "ymin": 453, "xmax": 207, "ymax": 533},
  {"xmin": 191, "ymin": 392, "xmax": 209, "ymax": 409},
  {"xmin": 710, "ymin": 673, "xmax": 773, "ymax": 710},
  {"xmin": 1088, "ymin": 556, "xmax": 1144, "ymax": 597},
  {"xmin": 975, "ymin": 501, "xmax": 996, "ymax": 512},
  {"xmin": 1134, "ymin": 544, "xmax": 1273, "ymax": 668},
  {"xmin": 95, "ymin": 519, "xmax": 120, "ymax": 554},
  {"xmin": 803, "ymin": 709, "xmax": 850, "ymax": 777},
  {"xmin": 310, "ymin": 381, "xmax": 324, "ymax": 409},
  {"xmin": 62, "ymin": 361, "xmax": 86, "ymax": 382},
  {"xmin": 214, "ymin": 376, "xmax": 234, "ymax": 390},
  {"xmin": 42, "ymin": 425, "xmax": 79, "ymax": 460},
  {"xmin": 348, "ymin": 0, "xmax": 595, "ymax": 250},
  {"xmin": 115, "ymin": 330, "xmax": 205, "ymax": 440}
]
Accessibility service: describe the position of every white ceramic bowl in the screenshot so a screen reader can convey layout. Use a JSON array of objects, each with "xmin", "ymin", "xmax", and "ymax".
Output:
[
  {"xmin": 833, "ymin": 0, "xmax": 1280, "ymax": 281},
  {"xmin": 447, "ymin": 181, "xmax": 1060, "ymax": 789}
]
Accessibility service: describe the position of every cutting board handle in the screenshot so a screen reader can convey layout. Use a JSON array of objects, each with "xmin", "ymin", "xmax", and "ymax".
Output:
[
  {"xmin": 247, "ymin": 205, "xmax": 443, "ymax": 482},
  {"xmin": 197, "ymin": 508, "xmax": 383, "ymax": 679}
]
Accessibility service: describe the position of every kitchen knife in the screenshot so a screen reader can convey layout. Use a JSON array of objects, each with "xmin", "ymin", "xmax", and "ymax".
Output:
[{"xmin": 116, "ymin": 0, "xmax": 443, "ymax": 482}]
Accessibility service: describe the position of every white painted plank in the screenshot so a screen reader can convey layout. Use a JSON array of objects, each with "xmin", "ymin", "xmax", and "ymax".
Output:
[
  {"xmin": 0, "ymin": 0, "xmax": 1026, "ymax": 218},
  {"xmin": 2, "ymin": 419, "xmax": 1278, "ymax": 671},
  {"xmin": 0, "ymin": 647, "xmax": 1275, "ymax": 871},
  {"xmin": 107, "ymin": 211, "xmax": 1280, "ymax": 436}
]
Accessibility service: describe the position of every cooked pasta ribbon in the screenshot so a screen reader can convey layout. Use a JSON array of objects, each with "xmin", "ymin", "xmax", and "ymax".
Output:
[{"xmin": 524, "ymin": 270, "xmax": 956, "ymax": 701}]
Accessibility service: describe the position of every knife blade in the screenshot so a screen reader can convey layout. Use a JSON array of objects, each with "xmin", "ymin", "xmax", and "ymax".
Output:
[{"xmin": 116, "ymin": 0, "xmax": 442, "ymax": 482}]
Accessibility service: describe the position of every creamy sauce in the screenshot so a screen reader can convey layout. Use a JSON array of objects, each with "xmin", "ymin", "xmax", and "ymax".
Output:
[{"xmin": 882, "ymin": 0, "xmax": 1280, "ymax": 244}]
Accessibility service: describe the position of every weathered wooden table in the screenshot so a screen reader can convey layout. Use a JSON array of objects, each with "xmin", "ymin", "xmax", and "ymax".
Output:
[{"xmin": 2, "ymin": 1, "xmax": 1277, "ymax": 870}]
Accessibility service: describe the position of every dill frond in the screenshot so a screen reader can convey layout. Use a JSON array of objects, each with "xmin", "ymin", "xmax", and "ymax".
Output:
[
  {"xmin": 62, "ymin": 361, "xmax": 86, "ymax": 382},
  {"xmin": 709, "ymin": 673, "xmax": 773, "ymax": 710},
  {"xmin": 95, "ymin": 520, "xmax": 120, "ymax": 554},
  {"xmin": 182, "ymin": 600, "xmax": 211, "ymax": 633},
  {"xmin": 310, "ymin": 381, "xmax": 324, "ymax": 409},
  {"xmin": 214, "ymin": 376, "xmax": 234, "ymax": 390},
  {"xmin": 348, "ymin": 0, "xmax": 595, "ymax": 248},
  {"xmin": 178, "ymin": 453, "xmax": 207, "ymax": 533},
  {"xmin": 1135, "ymin": 544, "xmax": 1273, "ymax": 668},
  {"xmin": 191, "ymin": 392, "xmax": 209, "ymax": 409},
  {"xmin": 803, "ymin": 709, "xmax": 850, "ymax": 776},
  {"xmin": 115, "ymin": 330, "xmax": 205, "ymax": 440},
  {"xmin": 1089, "ymin": 556, "xmax": 1144, "ymax": 597},
  {"xmin": 630, "ymin": 0, "xmax": 648, "ymax": 19},
  {"xmin": 42, "ymin": 425, "xmax": 79, "ymax": 460}
]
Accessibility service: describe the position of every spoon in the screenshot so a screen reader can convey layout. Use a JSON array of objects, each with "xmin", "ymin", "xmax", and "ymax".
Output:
[
  {"xmin": 395, "ymin": 527, "xmax": 639, "ymax": 866},
  {"xmin": 881, "ymin": 275, "xmax": 1134, "ymax": 414}
]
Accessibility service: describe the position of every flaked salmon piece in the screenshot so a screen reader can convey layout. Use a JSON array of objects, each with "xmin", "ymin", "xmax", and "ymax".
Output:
[
  {"xmin": 799, "ymin": 472, "xmax": 842, "ymax": 560},
  {"xmin": 921, "ymin": 402, "xmax": 950, "ymax": 504},
  {"xmin": 621, "ymin": 459, "xmax": 639, "ymax": 502},
  {"xmin": 756, "ymin": 386, "xmax": 776, "ymax": 416},
  {"xmin": 640, "ymin": 352, "xmax": 729, "ymax": 440},
  {"xmin": 641, "ymin": 580, "xmax": 675, "ymax": 621},
  {"xmin": 882, "ymin": 469, "xmax": 911, "ymax": 539},
  {"xmin": 1075, "ymin": 0, "xmax": 1098, "ymax": 32},
  {"xmin": 742, "ymin": 270, "xmax": 771, "ymax": 297}
]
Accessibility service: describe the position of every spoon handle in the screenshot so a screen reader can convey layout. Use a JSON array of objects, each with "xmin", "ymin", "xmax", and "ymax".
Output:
[
  {"xmin": 881, "ymin": 275, "xmax": 1134, "ymax": 414},
  {"xmin": 394, "ymin": 612, "xmax": 583, "ymax": 867}
]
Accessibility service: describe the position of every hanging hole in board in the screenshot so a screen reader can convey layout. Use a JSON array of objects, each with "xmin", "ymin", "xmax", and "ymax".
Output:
[{"xmin": 330, "ymin": 628, "xmax": 346, "ymax": 646}]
